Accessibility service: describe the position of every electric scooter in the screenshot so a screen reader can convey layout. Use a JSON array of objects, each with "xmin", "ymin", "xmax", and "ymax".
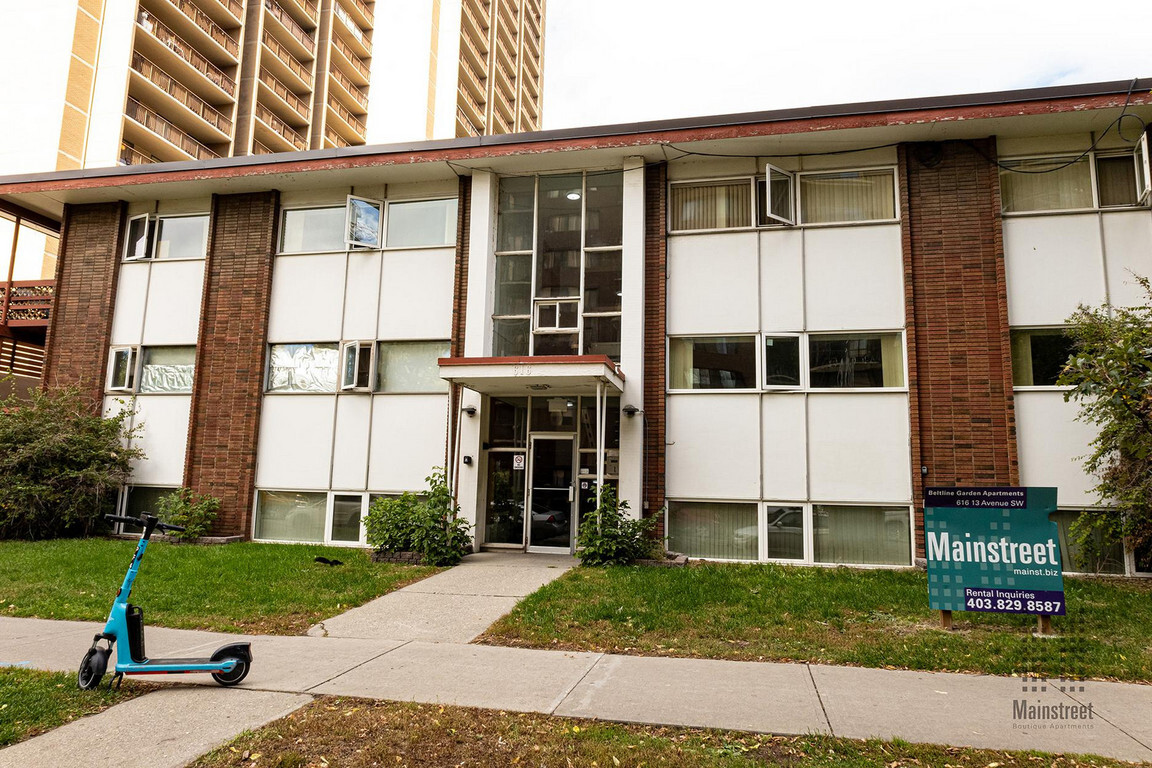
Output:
[{"xmin": 77, "ymin": 513, "xmax": 252, "ymax": 690}]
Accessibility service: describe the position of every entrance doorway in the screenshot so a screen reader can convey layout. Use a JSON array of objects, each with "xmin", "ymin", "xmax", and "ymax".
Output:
[{"xmin": 528, "ymin": 435, "xmax": 575, "ymax": 551}]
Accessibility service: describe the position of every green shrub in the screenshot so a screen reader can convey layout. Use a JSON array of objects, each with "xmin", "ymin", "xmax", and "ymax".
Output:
[
  {"xmin": 364, "ymin": 468, "xmax": 472, "ymax": 566},
  {"xmin": 0, "ymin": 386, "xmax": 142, "ymax": 540},
  {"xmin": 156, "ymin": 488, "xmax": 221, "ymax": 541},
  {"xmin": 576, "ymin": 484, "xmax": 658, "ymax": 566}
]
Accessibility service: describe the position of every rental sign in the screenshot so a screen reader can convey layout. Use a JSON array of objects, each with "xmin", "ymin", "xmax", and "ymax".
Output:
[{"xmin": 925, "ymin": 487, "xmax": 1065, "ymax": 616}]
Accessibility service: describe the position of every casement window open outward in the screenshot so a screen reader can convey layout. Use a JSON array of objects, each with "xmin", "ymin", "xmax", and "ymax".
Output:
[
  {"xmin": 341, "ymin": 341, "xmax": 375, "ymax": 391},
  {"xmin": 124, "ymin": 214, "xmax": 209, "ymax": 261}
]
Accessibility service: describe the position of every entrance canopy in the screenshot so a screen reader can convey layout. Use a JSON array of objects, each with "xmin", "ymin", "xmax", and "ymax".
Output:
[{"xmin": 438, "ymin": 355, "xmax": 624, "ymax": 396}]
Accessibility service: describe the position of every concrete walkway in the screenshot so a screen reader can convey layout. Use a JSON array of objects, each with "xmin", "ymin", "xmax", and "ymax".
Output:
[{"xmin": 2, "ymin": 553, "xmax": 1152, "ymax": 764}]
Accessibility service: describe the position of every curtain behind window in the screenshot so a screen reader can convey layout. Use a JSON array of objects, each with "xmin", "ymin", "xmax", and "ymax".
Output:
[
  {"xmin": 1000, "ymin": 158, "xmax": 1092, "ymax": 212},
  {"xmin": 800, "ymin": 170, "xmax": 895, "ymax": 223},
  {"xmin": 668, "ymin": 502, "xmax": 757, "ymax": 560},
  {"xmin": 813, "ymin": 505, "xmax": 910, "ymax": 565},
  {"xmin": 671, "ymin": 181, "xmax": 752, "ymax": 230}
]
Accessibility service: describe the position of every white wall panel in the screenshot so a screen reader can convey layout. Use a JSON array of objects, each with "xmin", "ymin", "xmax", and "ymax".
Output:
[
  {"xmin": 268, "ymin": 254, "xmax": 347, "ymax": 342},
  {"xmin": 1016, "ymin": 391, "xmax": 1098, "ymax": 506},
  {"xmin": 142, "ymin": 260, "xmax": 204, "ymax": 345},
  {"xmin": 667, "ymin": 233, "xmax": 759, "ymax": 334},
  {"xmin": 377, "ymin": 249, "xmax": 454, "ymax": 339},
  {"xmin": 804, "ymin": 225, "xmax": 903, "ymax": 331},
  {"xmin": 761, "ymin": 394, "xmax": 807, "ymax": 500},
  {"xmin": 666, "ymin": 394, "xmax": 760, "ymax": 500},
  {"xmin": 255, "ymin": 396, "xmax": 336, "ymax": 489},
  {"xmin": 126, "ymin": 395, "xmax": 192, "ymax": 486},
  {"xmin": 368, "ymin": 395, "xmax": 449, "ymax": 491},
  {"xmin": 1004, "ymin": 215, "xmax": 1105, "ymax": 326},
  {"xmin": 807, "ymin": 393, "xmax": 910, "ymax": 502},
  {"xmin": 1101, "ymin": 211, "xmax": 1152, "ymax": 310},
  {"xmin": 331, "ymin": 396, "xmax": 372, "ymax": 490},
  {"xmin": 760, "ymin": 229, "xmax": 804, "ymax": 331},
  {"xmin": 110, "ymin": 263, "xmax": 149, "ymax": 346},
  {"xmin": 342, "ymin": 251, "xmax": 382, "ymax": 341}
]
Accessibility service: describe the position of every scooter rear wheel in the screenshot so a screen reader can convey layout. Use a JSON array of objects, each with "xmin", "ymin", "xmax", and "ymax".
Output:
[
  {"xmin": 211, "ymin": 658, "xmax": 249, "ymax": 687},
  {"xmin": 78, "ymin": 648, "xmax": 108, "ymax": 690}
]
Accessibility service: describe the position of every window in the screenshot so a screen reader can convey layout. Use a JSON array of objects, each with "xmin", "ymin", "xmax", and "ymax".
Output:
[
  {"xmin": 108, "ymin": 346, "xmax": 195, "ymax": 393},
  {"xmin": 375, "ymin": 340, "xmax": 449, "ymax": 393},
  {"xmin": 1096, "ymin": 154, "xmax": 1139, "ymax": 207},
  {"xmin": 267, "ymin": 343, "xmax": 340, "ymax": 392},
  {"xmin": 813, "ymin": 504, "xmax": 911, "ymax": 566},
  {"xmin": 138, "ymin": 346, "xmax": 195, "ymax": 393},
  {"xmin": 330, "ymin": 494, "xmax": 365, "ymax": 543},
  {"xmin": 124, "ymin": 214, "xmax": 208, "ymax": 260},
  {"xmin": 1049, "ymin": 510, "xmax": 1124, "ymax": 574},
  {"xmin": 493, "ymin": 171, "xmax": 624, "ymax": 359},
  {"xmin": 668, "ymin": 501, "xmax": 758, "ymax": 560},
  {"xmin": 281, "ymin": 207, "xmax": 345, "ymax": 253},
  {"xmin": 669, "ymin": 336, "xmax": 757, "ymax": 390},
  {"xmin": 670, "ymin": 179, "xmax": 752, "ymax": 231},
  {"xmin": 799, "ymin": 169, "xmax": 896, "ymax": 224},
  {"xmin": 765, "ymin": 505, "xmax": 804, "ymax": 560},
  {"xmin": 385, "ymin": 198, "xmax": 458, "ymax": 247},
  {"xmin": 1001, "ymin": 146, "xmax": 1152, "ymax": 213},
  {"xmin": 115, "ymin": 485, "xmax": 178, "ymax": 533},
  {"xmin": 757, "ymin": 166, "xmax": 795, "ymax": 226},
  {"xmin": 1011, "ymin": 329, "xmax": 1073, "ymax": 386},
  {"xmin": 763, "ymin": 336, "xmax": 801, "ymax": 387},
  {"xmin": 341, "ymin": 341, "xmax": 374, "ymax": 391},
  {"xmin": 254, "ymin": 490, "xmax": 326, "ymax": 542},
  {"xmin": 346, "ymin": 196, "xmax": 383, "ymax": 249},
  {"xmin": 808, "ymin": 333, "xmax": 904, "ymax": 389}
]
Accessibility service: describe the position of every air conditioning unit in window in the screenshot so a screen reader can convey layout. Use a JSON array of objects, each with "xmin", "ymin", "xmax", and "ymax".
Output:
[{"xmin": 1135, "ymin": 131, "xmax": 1151, "ymax": 205}]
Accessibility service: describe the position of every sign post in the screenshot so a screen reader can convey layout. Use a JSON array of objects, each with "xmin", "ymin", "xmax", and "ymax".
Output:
[{"xmin": 925, "ymin": 487, "xmax": 1064, "ymax": 635}]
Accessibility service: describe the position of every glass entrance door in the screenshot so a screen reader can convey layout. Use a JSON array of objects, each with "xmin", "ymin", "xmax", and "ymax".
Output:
[
  {"xmin": 484, "ymin": 452, "xmax": 526, "ymax": 545},
  {"xmin": 528, "ymin": 435, "xmax": 575, "ymax": 550}
]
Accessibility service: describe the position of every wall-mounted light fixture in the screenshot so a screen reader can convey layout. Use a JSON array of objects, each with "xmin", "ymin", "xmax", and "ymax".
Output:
[
  {"xmin": 622, "ymin": 404, "xmax": 641, "ymax": 417},
  {"xmin": 462, "ymin": 405, "xmax": 477, "ymax": 416}
]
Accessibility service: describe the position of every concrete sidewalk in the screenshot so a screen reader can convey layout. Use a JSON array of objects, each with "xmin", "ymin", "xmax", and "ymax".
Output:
[{"xmin": 2, "ymin": 614, "xmax": 1150, "ymax": 763}]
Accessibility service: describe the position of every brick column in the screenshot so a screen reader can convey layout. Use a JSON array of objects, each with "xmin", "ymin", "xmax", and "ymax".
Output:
[
  {"xmin": 41, "ymin": 201, "xmax": 126, "ymax": 405},
  {"xmin": 642, "ymin": 162, "xmax": 668, "ymax": 531},
  {"xmin": 447, "ymin": 176, "xmax": 471, "ymax": 477},
  {"xmin": 900, "ymin": 139, "xmax": 1019, "ymax": 556},
  {"xmin": 184, "ymin": 191, "xmax": 279, "ymax": 537}
]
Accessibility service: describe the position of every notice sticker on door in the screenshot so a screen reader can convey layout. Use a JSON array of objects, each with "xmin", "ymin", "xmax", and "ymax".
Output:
[{"xmin": 513, "ymin": 454, "xmax": 525, "ymax": 470}]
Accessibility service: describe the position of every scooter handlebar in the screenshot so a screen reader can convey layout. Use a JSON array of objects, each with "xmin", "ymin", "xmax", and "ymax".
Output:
[
  {"xmin": 103, "ymin": 514, "xmax": 186, "ymax": 533},
  {"xmin": 156, "ymin": 522, "xmax": 186, "ymax": 533}
]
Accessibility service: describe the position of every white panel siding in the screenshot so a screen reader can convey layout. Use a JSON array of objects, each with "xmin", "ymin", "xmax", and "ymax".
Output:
[
  {"xmin": 110, "ymin": 262, "xmax": 149, "ymax": 346},
  {"xmin": 255, "ymin": 396, "xmax": 336, "ymax": 489},
  {"xmin": 267, "ymin": 254, "xmax": 347, "ymax": 343},
  {"xmin": 142, "ymin": 260, "xmax": 204, "ymax": 345},
  {"xmin": 1004, "ymin": 214, "xmax": 1106, "ymax": 326},
  {"xmin": 368, "ymin": 395, "xmax": 449, "ymax": 491},
  {"xmin": 124, "ymin": 395, "xmax": 192, "ymax": 486},
  {"xmin": 761, "ymin": 394, "xmax": 807, "ymax": 501},
  {"xmin": 807, "ymin": 393, "xmax": 911, "ymax": 502},
  {"xmin": 666, "ymin": 394, "xmax": 760, "ymax": 500},
  {"xmin": 1016, "ymin": 391, "xmax": 1098, "ymax": 506},
  {"xmin": 804, "ymin": 224, "xmax": 903, "ymax": 331},
  {"xmin": 759, "ymin": 229, "xmax": 804, "ymax": 332},
  {"xmin": 1101, "ymin": 211, "xmax": 1152, "ymax": 310},
  {"xmin": 377, "ymin": 249, "xmax": 455, "ymax": 340},
  {"xmin": 342, "ymin": 251, "xmax": 383, "ymax": 341},
  {"xmin": 331, "ymin": 396, "xmax": 372, "ymax": 490},
  {"xmin": 667, "ymin": 233, "xmax": 759, "ymax": 335}
]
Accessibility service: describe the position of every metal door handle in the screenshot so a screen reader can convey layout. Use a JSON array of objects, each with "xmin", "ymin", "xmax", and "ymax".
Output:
[{"xmin": 568, "ymin": 486, "xmax": 574, "ymax": 502}]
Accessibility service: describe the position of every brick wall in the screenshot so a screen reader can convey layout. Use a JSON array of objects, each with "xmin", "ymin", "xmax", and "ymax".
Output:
[
  {"xmin": 900, "ymin": 139, "xmax": 1018, "ymax": 556},
  {"xmin": 41, "ymin": 201, "xmax": 125, "ymax": 405},
  {"xmin": 642, "ymin": 163, "xmax": 668, "ymax": 533},
  {"xmin": 184, "ymin": 192, "xmax": 279, "ymax": 536},
  {"xmin": 447, "ymin": 176, "xmax": 471, "ymax": 482}
]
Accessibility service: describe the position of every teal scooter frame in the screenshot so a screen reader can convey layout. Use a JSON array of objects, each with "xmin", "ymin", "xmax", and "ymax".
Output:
[{"xmin": 78, "ymin": 513, "xmax": 252, "ymax": 690}]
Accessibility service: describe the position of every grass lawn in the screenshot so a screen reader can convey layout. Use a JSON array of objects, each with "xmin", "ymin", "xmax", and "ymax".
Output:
[
  {"xmin": 0, "ymin": 539, "xmax": 438, "ymax": 635},
  {"xmin": 190, "ymin": 697, "xmax": 1136, "ymax": 768},
  {"xmin": 481, "ymin": 563, "xmax": 1152, "ymax": 682},
  {"xmin": 0, "ymin": 666, "xmax": 149, "ymax": 747}
]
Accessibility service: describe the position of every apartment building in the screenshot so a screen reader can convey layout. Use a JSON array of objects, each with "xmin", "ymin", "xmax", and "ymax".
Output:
[{"xmin": 1, "ymin": 78, "xmax": 1149, "ymax": 575}]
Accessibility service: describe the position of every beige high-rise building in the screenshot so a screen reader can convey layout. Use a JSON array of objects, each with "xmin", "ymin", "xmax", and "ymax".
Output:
[{"xmin": 38, "ymin": 0, "xmax": 545, "ymax": 171}]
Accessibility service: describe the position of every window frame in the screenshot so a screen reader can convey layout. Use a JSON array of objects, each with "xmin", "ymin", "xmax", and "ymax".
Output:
[
  {"xmin": 666, "ymin": 334, "xmax": 762, "ymax": 393},
  {"xmin": 805, "ymin": 330, "xmax": 907, "ymax": 392},
  {"xmin": 668, "ymin": 176, "xmax": 757, "ymax": 234},
  {"xmin": 340, "ymin": 340, "xmax": 376, "ymax": 391},
  {"xmin": 1009, "ymin": 326, "xmax": 1075, "ymax": 390},
  {"xmin": 278, "ymin": 205, "xmax": 347, "ymax": 254},
  {"xmin": 382, "ymin": 195, "xmax": 459, "ymax": 249},
  {"xmin": 999, "ymin": 148, "xmax": 1152, "ymax": 215},
  {"xmin": 374, "ymin": 339, "xmax": 451, "ymax": 394},
  {"xmin": 265, "ymin": 342, "xmax": 342, "ymax": 394},
  {"xmin": 107, "ymin": 346, "xmax": 138, "ymax": 392},
  {"xmin": 121, "ymin": 212, "xmax": 209, "ymax": 262},
  {"xmin": 762, "ymin": 333, "xmax": 804, "ymax": 390},
  {"xmin": 345, "ymin": 194, "xmax": 384, "ymax": 249}
]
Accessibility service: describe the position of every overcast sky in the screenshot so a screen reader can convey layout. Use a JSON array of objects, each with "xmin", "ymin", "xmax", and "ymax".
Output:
[{"xmin": 537, "ymin": 0, "xmax": 1152, "ymax": 130}]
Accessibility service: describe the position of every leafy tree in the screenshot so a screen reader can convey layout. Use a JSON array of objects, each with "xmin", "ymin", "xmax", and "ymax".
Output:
[
  {"xmin": 0, "ymin": 385, "xmax": 142, "ymax": 539},
  {"xmin": 156, "ymin": 488, "xmax": 221, "ymax": 541},
  {"xmin": 576, "ymin": 483, "xmax": 658, "ymax": 566},
  {"xmin": 1058, "ymin": 274, "xmax": 1152, "ymax": 564}
]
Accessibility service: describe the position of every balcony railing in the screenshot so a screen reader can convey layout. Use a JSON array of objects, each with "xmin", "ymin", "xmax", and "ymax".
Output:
[
  {"xmin": 137, "ymin": 10, "xmax": 236, "ymax": 93},
  {"xmin": 458, "ymin": 83, "xmax": 485, "ymax": 129},
  {"xmin": 168, "ymin": 0, "xmax": 240, "ymax": 57},
  {"xmin": 333, "ymin": 4, "xmax": 369, "ymax": 51},
  {"xmin": 262, "ymin": 31, "xmax": 313, "ymax": 87},
  {"xmin": 281, "ymin": 0, "xmax": 318, "ymax": 21},
  {"xmin": 259, "ymin": 68, "xmax": 310, "ymax": 119},
  {"xmin": 0, "ymin": 281, "xmax": 54, "ymax": 328},
  {"xmin": 119, "ymin": 143, "xmax": 155, "ymax": 165},
  {"xmin": 256, "ymin": 104, "xmax": 308, "ymax": 150},
  {"xmin": 264, "ymin": 0, "xmax": 315, "ymax": 51},
  {"xmin": 331, "ymin": 35, "xmax": 370, "ymax": 80},
  {"xmin": 329, "ymin": 66, "xmax": 368, "ymax": 109},
  {"xmin": 208, "ymin": 0, "xmax": 246, "ymax": 23},
  {"xmin": 462, "ymin": 0, "xmax": 489, "ymax": 40},
  {"xmin": 131, "ymin": 53, "xmax": 233, "ymax": 133},
  {"xmin": 125, "ymin": 97, "xmax": 221, "ymax": 160},
  {"xmin": 328, "ymin": 97, "xmax": 366, "ymax": 135},
  {"xmin": 325, "ymin": 128, "xmax": 351, "ymax": 148}
]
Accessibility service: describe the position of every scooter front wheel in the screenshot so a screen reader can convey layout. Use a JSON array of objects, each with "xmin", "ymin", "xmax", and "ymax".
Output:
[
  {"xmin": 211, "ymin": 658, "xmax": 249, "ymax": 687},
  {"xmin": 78, "ymin": 648, "xmax": 108, "ymax": 690}
]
